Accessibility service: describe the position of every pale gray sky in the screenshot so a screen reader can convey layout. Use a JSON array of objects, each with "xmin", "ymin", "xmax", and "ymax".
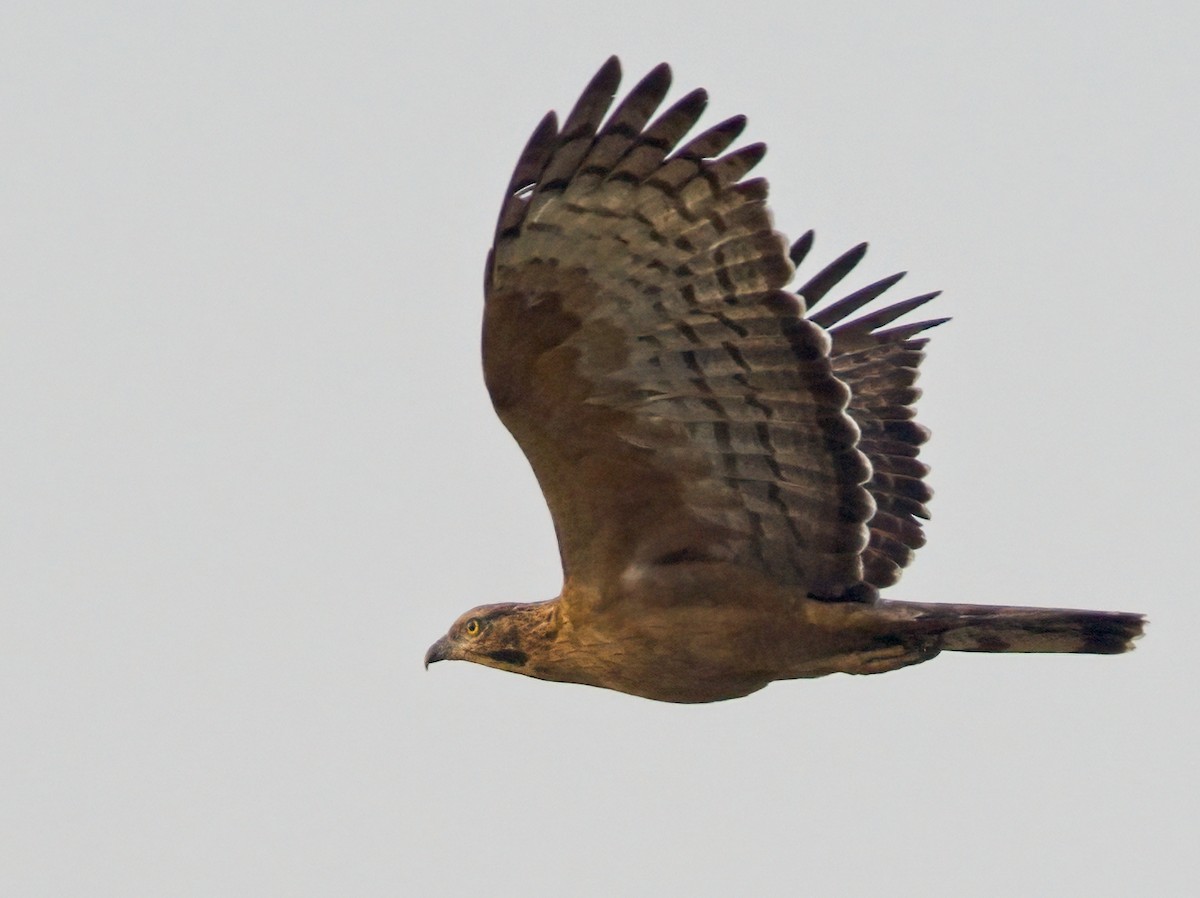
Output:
[{"xmin": 4, "ymin": 2, "xmax": 1197, "ymax": 895}]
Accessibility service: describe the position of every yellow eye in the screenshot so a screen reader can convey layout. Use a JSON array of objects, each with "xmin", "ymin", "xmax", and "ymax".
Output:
[{"xmin": 464, "ymin": 618, "xmax": 481, "ymax": 637}]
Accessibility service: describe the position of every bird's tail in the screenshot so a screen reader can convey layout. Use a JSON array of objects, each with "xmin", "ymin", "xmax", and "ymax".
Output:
[{"xmin": 881, "ymin": 600, "xmax": 1145, "ymax": 655}]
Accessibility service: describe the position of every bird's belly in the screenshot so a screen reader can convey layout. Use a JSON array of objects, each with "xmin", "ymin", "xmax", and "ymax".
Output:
[{"xmin": 566, "ymin": 604, "xmax": 837, "ymax": 703}]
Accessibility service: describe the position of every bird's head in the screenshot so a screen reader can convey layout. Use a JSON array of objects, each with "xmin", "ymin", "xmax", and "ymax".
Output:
[{"xmin": 424, "ymin": 602, "xmax": 558, "ymax": 674}]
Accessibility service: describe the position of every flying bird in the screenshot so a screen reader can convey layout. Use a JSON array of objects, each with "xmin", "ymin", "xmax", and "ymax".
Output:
[{"xmin": 424, "ymin": 57, "xmax": 1144, "ymax": 703}]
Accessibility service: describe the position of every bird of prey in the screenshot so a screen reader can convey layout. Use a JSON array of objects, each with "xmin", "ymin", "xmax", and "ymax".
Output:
[{"xmin": 424, "ymin": 57, "xmax": 1144, "ymax": 703}]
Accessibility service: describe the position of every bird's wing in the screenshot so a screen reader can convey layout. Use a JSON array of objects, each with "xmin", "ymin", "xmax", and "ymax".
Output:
[
  {"xmin": 791, "ymin": 236, "xmax": 947, "ymax": 590},
  {"xmin": 483, "ymin": 58, "xmax": 938, "ymax": 604}
]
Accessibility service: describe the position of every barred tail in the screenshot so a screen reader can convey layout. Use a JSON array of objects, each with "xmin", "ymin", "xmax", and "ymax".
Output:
[{"xmin": 883, "ymin": 600, "xmax": 1146, "ymax": 655}]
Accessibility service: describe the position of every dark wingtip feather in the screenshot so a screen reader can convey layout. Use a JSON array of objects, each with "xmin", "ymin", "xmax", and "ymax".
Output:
[
  {"xmin": 809, "ymin": 271, "xmax": 907, "ymax": 328},
  {"xmin": 495, "ymin": 111, "xmax": 561, "ymax": 240},
  {"xmin": 830, "ymin": 291, "xmax": 942, "ymax": 337},
  {"xmin": 719, "ymin": 141, "xmax": 767, "ymax": 178},
  {"xmin": 799, "ymin": 242, "xmax": 869, "ymax": 309},
  {"xmin": 789, "ymin": 230, "xmax": 815, "ymax": 267},
  {"xmin": 592, "ymin": 56, "xmax": 623, "ymax": 95},
  {"xmin": 505, "ymin": 111, "xmax": 558, "ymax": 194},
  {"xmin": 673, "ymin": 115, "xmax": 750, "ymax": 163},
  {"xmin": 870, "ymin": 315, "xmax": 951, "ymax": 342},
  {"xmin": 717, "ymin": 114, "xmax": 749, "ymax": 142},
  {"xmin": 619, "ymin": 62, "xmax": 672, "ymax": 114},
  {"xmin": 558, "ymin": 57, "xmax": 623, "ymax": 137},
  {"xmin": 672, "ymin": 87, "xmax": 709, "ymax": 121},
  {"xmin": 643, "ymin": 60, "xmax": 671, "ymax": 85},
  {"xmin": 742, "ymin": 141, "xmax": 767, "ymax": 166}
]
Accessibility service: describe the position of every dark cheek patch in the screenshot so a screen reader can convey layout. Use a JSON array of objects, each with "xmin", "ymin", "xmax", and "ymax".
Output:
[{"xmin": 486, "ymin": 649, "xmax": 529, "ymax": 667}]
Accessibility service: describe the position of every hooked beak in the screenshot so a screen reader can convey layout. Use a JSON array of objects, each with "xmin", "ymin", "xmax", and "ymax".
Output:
[{"xmin": 424, "ymin": 636, "xmax": 452, "ymax": 669}]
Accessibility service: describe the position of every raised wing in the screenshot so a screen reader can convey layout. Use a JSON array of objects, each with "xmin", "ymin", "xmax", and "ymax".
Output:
[
  {"xmin": 483, "ymin": 58, "xmax": 938, "ymax": 604},
  {"xmin": 790, "ymin": 236, "xmax": 947, "ymax": 589}
]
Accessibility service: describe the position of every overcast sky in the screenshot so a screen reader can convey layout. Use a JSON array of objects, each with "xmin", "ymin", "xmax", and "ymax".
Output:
[{"xmin": 4, "ymin": 2, "xmax": 1198, "ymax": 895}]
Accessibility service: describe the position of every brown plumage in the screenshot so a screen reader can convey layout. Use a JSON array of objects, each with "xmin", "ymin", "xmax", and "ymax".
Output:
[{"xmin": 424, "ymin": 57, "xmax": 1144, "ymax": 703}]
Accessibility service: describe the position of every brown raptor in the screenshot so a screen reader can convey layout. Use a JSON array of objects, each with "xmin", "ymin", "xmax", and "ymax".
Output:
[{"xmin": 424, "ymin": 57, "xmax": 1144, "ymax": 703}]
